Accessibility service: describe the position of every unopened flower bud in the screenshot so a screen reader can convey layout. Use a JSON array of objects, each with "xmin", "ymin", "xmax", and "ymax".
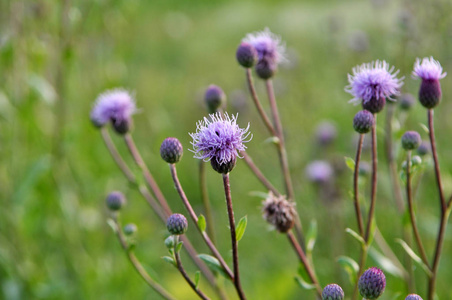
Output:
[
  {"xmin": 399, "ymin": 93, "xmax": 415, "ymax": 110},
  {"xmin": 236, "ymin": 42, "xmax": 258, "ymax": 68},
  {"xmin": 160, "ymin": 137, "xmax": 183, "ymax": 164},
  {"xmin": 106, "ymin": 191, "xmax": 126, "ymax": 211},
  {"xmin": 255, "ymin": 58, "xmax": 278, "ymax": 79},
  {"xmin": 362, "ymin": 96, "xmax": 386, "ymax": 114},
  {"xmin": 165, "ymin": 235, "xmax": 176, "ymax": 249},
  {"xmin": 358, "ymin": 267, "xmax": 386, "ymax": 299},
  {"xmin": 204, "ymin": 85, "xmax": 226, "ymax": 113},
  {"xmin": 123, "ymin": 223, "xmax": 137, "ymax": 236},
  {"xmin": 167, "ymin": 213, "xmax": 188, "ymax": 235},
  {"xmin": 112, "ymin": 118, "xmax": 132, "ymax": 135},
  {"xmin": 411, "ymin": 155, "xmax": 422, "ymax": 166},
  {"xmin": 353, "ymin": 110, "xmax": 374, "ymax": 134},
  {"xmin": 417, "ymin": 141, "xmax": 430, "ymax": 156},
  {"xmin": 262, "ymin": 192, "xmax": 296, "ymax": 233},
  {"xmin": 210, "ymin": 156, "xmax": 237, "ymax": 174},
  {"xmin": 401, "ymin": 131, "xmax": 421, "ymax": 150},
  {"xmin": 322, "ymin": 283, "xmax": 344, "ymax": 300}
]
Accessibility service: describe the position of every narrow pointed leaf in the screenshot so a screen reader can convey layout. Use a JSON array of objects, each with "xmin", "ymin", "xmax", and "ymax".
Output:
[
  {"xmin": 306, "ymin": 220, "xmax": 317, "ymax": 253},
  {"xmin": 396, "ymin": 239, "xmax": 432, "ymax": 276},
  {"xmin": 162, "ymin": 256, "xmax": 175, "ymax": 266},
  {"xmin": 337, "ymin": 256, "xmax": 359, "ymax": 284},
  {"xmin": 194, "ymin": 271, "xmax": 201, "ymax": 289},
  {"xmin": 368, "ymin": 247, "xmax": 404, "ymax": 278},
  {"xmin": 198, "ymin": 254, "xmax": 228, "ymax": 278},
  {"xmin": 236, "ymin": 216, "xmax": 247, "ymax": 242},
  {"xmin": 344, "ymin": 157, "xmax": 356, "ymax": 172},
  {"xmin": 198, "ymin": 215, "xmax": 206, "ymax": 232},
  {"xmin": 294, "ymin": 276, "xmax": 316, "ymax": 290},
  {"xmin": 345, "ymin": 228, "xmax": 365, "ymax": 245},
  {"xmin": 176, "ymin": 241, "xmax": 183, "ymax": 253}
]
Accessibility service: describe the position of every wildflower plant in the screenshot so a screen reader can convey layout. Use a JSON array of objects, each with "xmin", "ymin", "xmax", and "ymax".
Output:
[{"xmin": 90, "ymin": 27, "xmax": 451, "ymax": 300}]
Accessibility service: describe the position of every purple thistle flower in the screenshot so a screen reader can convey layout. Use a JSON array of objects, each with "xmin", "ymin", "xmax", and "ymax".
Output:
[
  {"xmin": 346, "ymin": 61, "xmax": 403, "ymax": 108},
  {"xmin": 358, "ymin": 267, "xmax": 386, "ymax": 299},
  {"xmin": 412, "ymin": 57, "xmax": 446, "ymax": 80},
  {"xmin": 305, "ymin": 160, "xmax": 333, "ymax": 184},
  {"xmin": 189, "ymin": 112, "xmax": 252, "ymax": 165},
  {"xmin": 412, "ymin": 57, "xmax": 446, "ymax": 108},
  {"xmin": 91, "ymin": 89, "xmax": 137, "ymax": 129},
  {"xmin": 405, "ymin": 294, "xmax": 423, "ymax": 300},
  {"xmin": 322, "ymin": 283, "xmax": 344, "ymax": 300},
  {"xmin": 243, "ymin": 28, "xmax": 287, "ymax": 65}
]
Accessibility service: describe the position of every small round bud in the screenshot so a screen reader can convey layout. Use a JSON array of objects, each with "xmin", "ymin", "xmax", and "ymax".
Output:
[
  {"xmin": 401, "ymin": 131, "xmax": 421, "ymax": 150},
  {"xmin": 167, "ymin": 213, "xmax": 188, "ymax": 235},
  {"xmin": 236, "ymin": 42, "xmax": 258, "ymax": 68},
  {"xmin": 419, "ymin": 79, "xmax": 441, "ymax": 108},
  {"xmin": 123, "ymin": 223, "xmax": 137, "ymax": 236},
  {"xmin": 362, "ymin": 96, "xmax": 385, "ymax": 114},
  {"xmin": 399, "ymin": 93, "xmax": 415, "ymax": 110},
  {"xmin": 164, "ymin": 235, "xmax": 176, "ymax": 249},
  {"xmin": 322, "ymin": 283, "xmax": 344, "ymax": 300},
  {"xmin": 315, "ymin": 121, "xmax": 337, "ymax": 146},
  {"xmin": 262, "ymin": 192, "xmax": 296, "ymax": 233},
  {"xmin": 358, "ymin": 267, "xmax": 386, "ymax": 299},
  {"xmin": 112, "ymin": 118, "xmax": 132, "ymax": 135},
  {"xmin": 411, "ymin": 155, "xmax": 422, "ymax": 166},
  {"xmin": 210, "ymin": 156, "xmax": 237, "ymax": 174},
  {"xmin": 204, "ymin": 85, "xmax": 226, "ymax": 113},
  {"xmin": 255, "ymin": 58, "xmax": 277, "ymax": 79},
  {"xmin": 417, "ymin": 141, "xmax": 430, "ymax": 156},
  {"xmin": 106, "ymin": 191, "xmax": 126, "ymax": 211},
  {"xmin": 405, "ymin": 294, "xmax": 423, "ymax": 300},
  {"xmin": 160, "ymin": 137, "xmax": 183, "ymax": 164},
  {"xmin": 353, "ymin": 110, "xmax": 374, "ymax": 134},
  {"xmin": 305, "ymin": 160, "xmax": 333, "ymax": 184}
]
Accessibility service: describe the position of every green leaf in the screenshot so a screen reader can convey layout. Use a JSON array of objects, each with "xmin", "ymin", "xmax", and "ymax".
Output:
[
  {"xmin": 198, "ymin": 254, "xmax": 228, "ymax": 278},
  {"xmin": 264, "ymin": 136, "xmax": 280, "ymax": 145},
  {"xmin": 235, "ymin": 216, "xmax": 247, "ymax": 242},
  {"xmin": 198, "ymin": 215, "xmax": 206, "ymax": 232},
  {"xmin": 294, "ymin": 276, "xmax": 316, "ymax": 290},
  {"xmin": 162, "ymin": 256, "xmax": 175, "ymax": 266},
  {"xmin": 337, "ymin": 256, "xmax": 359, "ymax": 284},
  {"xmin": 344, "ymin": 157, "xmax": 356, "ymax": 172},
  {"xmin": 248, "ymin": 191, "xmax": 269, "ymax": 199},
  {"xmin": 345, "ymin": 228, "xmax": 365, "ymax": 246},
  {"xmin": 107, "ymin": 219, "xmax": 118, "ymax": 233},
  {"xmin": 396, "ymin": 239, "xmax": 432, "ymax": 277},
  {"xmin": 306, "ymin": 220, "xmax": 317, "ymax": 253},
  {"xmin": 176, "ymin": 241, "xmax": 183, "ymax": 253},
  {"xmin": 368, "ymin": 247, "xmax": 404, "ymax": 278},
  {"xmin": 419, "ymin": 123, "xmax": 429, "ymax": 134},
  {"xmin": 194, "ymin": 271, "xmax": 201, "ymax": 289}
]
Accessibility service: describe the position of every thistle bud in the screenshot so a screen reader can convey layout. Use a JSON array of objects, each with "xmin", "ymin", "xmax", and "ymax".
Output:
[
  {"xmin": 353, "ymin": 110, "xmax": 374, "ymax": 134},
  {"xmin": 112, "ymin": 118, "xmax": 132, "ymax": 135},
  {"xmin": 160, "ymin": 137, "xmax": 183, "ymax": 164},
  {"xmin": 106, "ymin": 191, "xmax": 126, "ymax": 211},
  {"xmin": 236, "ymin": 42, "xmax": 258, "ymax": 68},
  {"xmin": 417, "ymin": 141, "xmax": 430, "ymax": 156},
  {"xmin": 210, "ymin": 156, "xmax": 237, "ymax": 174},
  {"xmin": 123, "ymin": 223, "xmax": 137, "ymax": 236},
  {"xmin": 204, "ymin": 85, "xmax": 226, "ymax": 113},
  {"xmin": 322, "ymin": 284, "xmax": 344, "ymax": 300},
  {"xmin": 167, "ymin": 213, "xmax": 188, "ymax": 235},
  {"xmin": 362, "ymin": 96, "xmax": 386, "ymax": 114},
  {"xmin": 358, "ymin": 267, "xmax": 386, "ymax": 299},
  {"xmin": 401, "ymin": 131, "xmax": 421, "ymax": 150},
  {"xmin": 165, "ymin": 235, "xmax": 176, "ymax": 249},
  {"xmin": 412, "ymin": 57, "xmax": 446, "ymax": 109},
  {"xmin": 399, "ymin": 93, "xmax": 415, "ymax": 110},
  {"xmin": 255, "ymin": 58, "xmax": 278, "ymax": 79},
  {"xmin": 262, "ymin": 192, "xmax": 296, "ymax": 233}
]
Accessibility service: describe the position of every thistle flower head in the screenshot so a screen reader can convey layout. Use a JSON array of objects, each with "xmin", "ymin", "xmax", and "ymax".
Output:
[
  {"xmin": 204, "ymin": 85, "xmax": 226, "ymax": 113},
  {"xmin": 412, "ymin": 57, "xmax": 446, "ymax": 108},
  {"xmin": 189, "ymin": 112, "xmax": 252, "ymax": 166},
  {"xmin": 305, "ymin": 160, "xmax": 333, "ymax": 184},
  {"xmin": 401, "ymin": 131, "xmax": 421, "ymax": 151},
  {"xmin": 353, "ymin": 110, "xmax": 374, "ymax": 134},
  {"xmin": 417, "ymin": 141, "xmax": 431, "ymax": 156},
  {"xmin": 123, "ymin": 223, "xmax": 137, "ymax": 236},
  {"xmin": 106, "ymin": 191, "xmax": 126, "ymax": 211},
  {"xmin": 167, "ymin": 213, "xmax": 188, "ymax": 235},
  {"xmin": 315, "ymin": 121, "xmax": 337, "ymax": 146},
  {"xmin": 412, "ymin": 57, "xmax": 446, "ymax": 81},
  {"xmin": 91, "ymin": 89, "xmax": 137, "ymax": 133},
  {"xmin": 322, "ymin": 284, "xmax": 345, "ymax": 300},
  {"xmin": 358, "ymin": 267, "xmax": 386, "ymax": 299},
  {"xmin": 160, "ymin": 137, "xmax": 183, "ymax": 164},
  {"xmin": 236, "ymin": 42, "xmax": 258, "ymax": 68},
  {"xmin": 262, "ymin": 192, "xmax": 296, "ymax": 233},
  {"xmin": 399, "ymin": 93, "xmax": 415, "ymax": 110},
  {"xmin": 346, "ymin": 61, "xmax": 403, "ymax": 106},
  {"xmin": 405, "ymin": 294, "xmax": 423, "ymax": 300},
  {"xmin": 243, "ymin": 28, "xmax": 286, "ymax": 65}
]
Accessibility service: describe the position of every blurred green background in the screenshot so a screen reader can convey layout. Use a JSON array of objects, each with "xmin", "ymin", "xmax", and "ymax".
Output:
[{"xmin": 1, "ymin": 0, "xmax": 452, "ymax": 299}]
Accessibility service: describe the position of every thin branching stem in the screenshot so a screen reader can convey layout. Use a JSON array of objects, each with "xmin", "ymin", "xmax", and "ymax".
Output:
[
  {"xmin": 112, "ymin": 216, "xmax": 176, "ymax": 300},
  {"xmin": 287, "ymin": 231, "xmax": 322, "ymax": 298},
  {"xmin": 245, "ymin": 69, "xmax": 276, "ymax": 136},
  {"xmin": 222, "ymin": 173, "xmax": 247, "ymax": 300},
  {"xmin": 427, "ymin": 109, "xmax": 449, "ymax": 300},
  {"xmin": 124, "ymin": 133, "xmax": 172, "ymax": 216},
  {"xmin": 174, "ymin": 236, "xmax": 211, "ymax": 300},
  {"xmin": 353, "ymin": 134, "xmax": 365, "ymax": 236},
  {"xmin": 170, "ymin": 164, "xmax": 234, "ymax": 280},
  {"xmin": 405, "ymin": 150, "xmax": 430, "ymax": 267}
]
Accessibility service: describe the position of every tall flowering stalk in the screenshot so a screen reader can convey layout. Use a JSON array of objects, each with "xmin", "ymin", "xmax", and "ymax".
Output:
[
  {"xmin": 412, "ymin": 57, "xmax": 450, "ymax": 300},
  {"xmin": 190, "ymin": 112, "xmax": 251, "ymax": 300},
  {"xmin": 346, "ymin": 60, "xmax": 403, "ymax": 300}
]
